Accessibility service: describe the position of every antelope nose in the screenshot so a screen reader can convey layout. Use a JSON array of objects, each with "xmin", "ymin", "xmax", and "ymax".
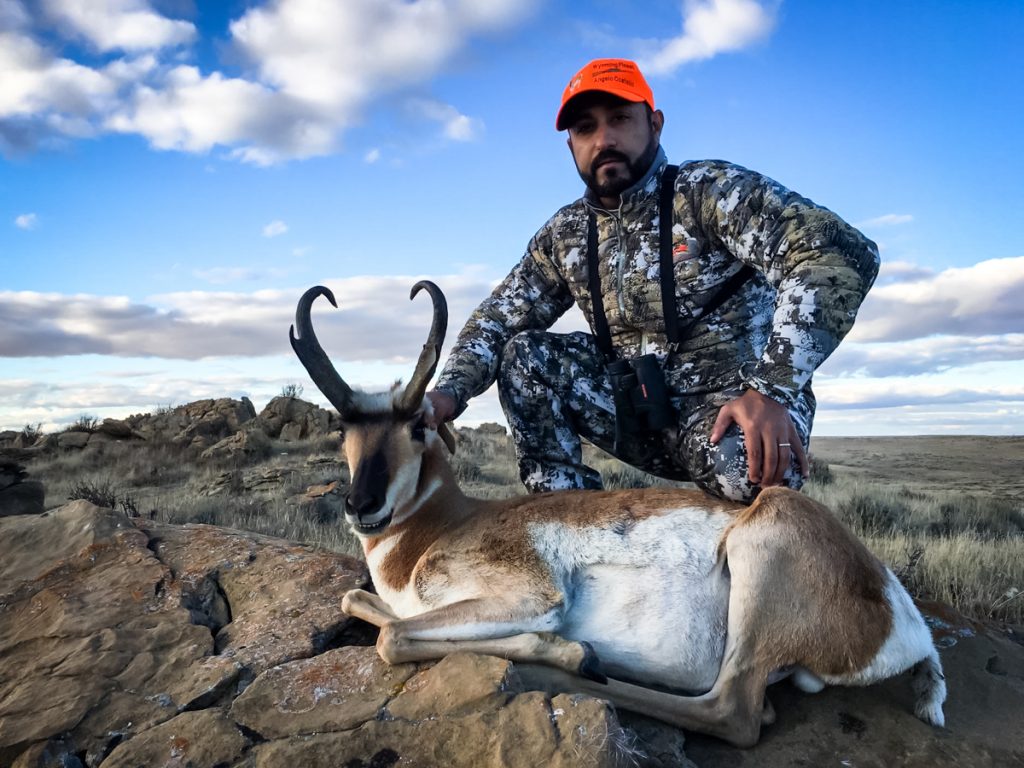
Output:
[{"xmin": 345, "ymin": 491, "xmax": 383, "ymax": 520}]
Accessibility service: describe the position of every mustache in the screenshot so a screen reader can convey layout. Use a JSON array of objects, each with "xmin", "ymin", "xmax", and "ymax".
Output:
[{"xmin": 591, "ymin": 150, "xmax": 629, "ymax": 173}]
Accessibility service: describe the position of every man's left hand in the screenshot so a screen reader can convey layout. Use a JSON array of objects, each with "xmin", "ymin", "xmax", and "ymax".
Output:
[{"xmin": 710, "ymin": 389, "xmax": 810, "ymax": 487}]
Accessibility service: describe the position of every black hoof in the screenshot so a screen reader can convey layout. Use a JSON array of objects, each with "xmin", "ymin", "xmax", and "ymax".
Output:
[{"xmin": 579, "ymin": 641, "xmax": 608, "ymax": 684}]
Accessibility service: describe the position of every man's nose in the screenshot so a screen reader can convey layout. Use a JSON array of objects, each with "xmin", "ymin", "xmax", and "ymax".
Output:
[{"xmin": 593, "ymin": 121, "xmax": 616, "ymax": 149}]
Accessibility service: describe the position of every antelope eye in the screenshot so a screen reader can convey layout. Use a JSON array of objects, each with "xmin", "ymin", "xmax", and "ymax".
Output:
[{"xmin": 411, "ymin": 418, "xmax": 426, "ymax": 442}]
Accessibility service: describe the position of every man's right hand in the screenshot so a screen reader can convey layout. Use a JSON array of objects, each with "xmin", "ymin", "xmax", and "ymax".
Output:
[{"xmin": 425, "ymin": 390, "xmax": 457, "ymax": 428}]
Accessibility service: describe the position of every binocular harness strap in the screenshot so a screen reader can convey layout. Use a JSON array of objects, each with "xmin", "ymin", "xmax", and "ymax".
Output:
[{"xmin": 586, "ymin": 163, "xmax": 754, "ymax": 360}]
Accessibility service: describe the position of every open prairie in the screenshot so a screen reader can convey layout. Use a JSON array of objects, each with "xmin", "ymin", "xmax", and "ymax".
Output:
[
  {"xmin": 7, "ymin": 419, "xmax": 1024, "ymax": 625},
  {"xmin": 810, "ymin": 435, "xmax": 1024, "ymax": 502}
]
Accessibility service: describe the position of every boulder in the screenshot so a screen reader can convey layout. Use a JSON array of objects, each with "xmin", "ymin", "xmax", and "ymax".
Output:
[
  {"xmin": 56, "ymin": 430, "xmax": 91, "ymax": 450},
  {"xmin": 256, "ymin": 396, "xmax": 338, "ymax": 440},
  {"xmin": 0, "ymin": 501, "xmax": 367, "ymax": 767},
  {"xmin": 0, "ymin": 461, "xmax": 45, "ymax": 517},
  {"xmin": 200, "ymin": 426, "xmax": 272, "ymax": 461},
  {"xmin": 96, "ymin": 418, "xmax": 138, "ymax": 439},
  {"xmin": 124, "ymin": 397, "xmax": 257, "ymax": 449},
  {"xmin": 238, "ymin": 650, "xmax": 635, "ymax": 768},
  {"xmin": 290, "ymin": 480, "xmax": 344, "ymax": 523},
  {"xmin": 0, "ymin": 479, "xmax": 44, "ymax": 517},
  {"xmin": 475, "ymin": 421, "xmax": 509, "ymax": 437},
  {"xmin": 100, "ymin": 709, "xmax": 249, "ymax": 768},
  {"xmin": 0, "ymin": 460, "xmax": 27, "ymax": 491}
]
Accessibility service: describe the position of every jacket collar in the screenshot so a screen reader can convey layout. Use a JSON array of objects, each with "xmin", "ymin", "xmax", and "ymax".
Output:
[{"xmin": 583, "ymin": 146, "xmax": 668, "ymax": 212}]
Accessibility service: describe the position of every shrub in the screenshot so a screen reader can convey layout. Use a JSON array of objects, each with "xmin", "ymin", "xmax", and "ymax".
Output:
[
  {"xmin": 67, "ymin": 478, "xmax": 140, "ymax": 517},
  {"xmin": 21, "ymin": 423, "xmax": 44, "ymax": 442},
  {"xmin": 935, "ymin": 496, "xmax": 1024, "ymax": 539},
  {"xmin": 808, "ymin": 455, "xmax": 833, "ymax": 485},
  {"xmin": 836, "ymin": 493, "xmax": 913, "ymax": 537},
  {"xmin": 317, "ymin": 434, "xmax": 342, "ymax": 454},
  {"xmin": 66, "ymin": 414, "xmax": 99, "ymax": 433},
  {"xmin": 451, "ymin": 454, "xmax": 482, "ymax": 483},
  {"xmin": 281, "ymin": 382, "xmax": 304, "ymax": 398}
]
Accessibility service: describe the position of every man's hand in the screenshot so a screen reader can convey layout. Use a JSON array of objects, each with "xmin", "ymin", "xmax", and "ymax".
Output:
[
  {"xmin": 425, "ymin": 390, "xmax": 457, "ymax": 428},
  {"xmin": 710, "ymin": 389, "xmax": 809, "ymax": 487}
]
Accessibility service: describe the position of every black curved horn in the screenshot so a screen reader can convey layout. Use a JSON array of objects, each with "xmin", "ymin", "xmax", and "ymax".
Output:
[
  {"xmin": 398, "ymin": 280, "xmax": 448, "ymax": 415},
  {"xmin": 289, "ymin": 286, "xmax": 356, "ymax": 419}
]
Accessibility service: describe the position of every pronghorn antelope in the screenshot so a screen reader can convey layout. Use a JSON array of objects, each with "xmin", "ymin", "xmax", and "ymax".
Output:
[{"xmin": 289, "ymin": 281, "xmax": 946, "ymax": 747}]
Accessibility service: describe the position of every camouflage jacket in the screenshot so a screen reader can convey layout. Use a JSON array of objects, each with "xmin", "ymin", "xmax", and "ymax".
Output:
[{"xmin": 435, "ymin": 148, "xmax": 879, "ymax": 413}]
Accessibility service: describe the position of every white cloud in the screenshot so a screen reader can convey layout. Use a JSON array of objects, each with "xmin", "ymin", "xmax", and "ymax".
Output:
[
  {"xmin": 856, "ymin": 213, "xmax": 914, "ymax": 228},
  {"xmin": 2, "ymin": 0, "xmax": 537, "ymax": 162},
  {"xmin": 105, "ymin": 66, "xmax": 334, "ymax": 160},
  {"xmin": 409, "ymin": 98, "xmax": 483, "ymax": 142},
  {"xmin": 230, "ymin": 0, "xmax": 532, "ymax": 112},
  {"xmin": 813, "ymin": 372, "xmax": 1024, "ymax": 411},
  {"xmin": 40, "ymin": 0, "xmax": 195, "ymax": 53},
  {"xmin": 0, "ymin": 30, "xmax": 118, "ymax": 126},
  {"xmin": 364, "ymin": 148, "xmax": 381, "ymax": 164},
  {"xmin": 0, "ymin": 273, "xmax": 498, "ymax": 361},
  {"xmin": 847, "ymin": 256, "xmax": 1024, "ymax": 343},
  {"xmin": 639, "ymin": 0, "xmax": 777, "ymax": 75},
  {"xmin": 873, "ymin": 260, "xmax": 934, "ymax": 286},
  {"xmin": 262, "ymin": 219, "xmax": 288, "ymax": 238},
  {"xmin": 0, "ymin": 0, "xmax": 30, "ymax": 29},
  {"xmin": 14, "ymin": 212, "xmax": 37, "ymax": 229},
  {"xmin": 821, "ymin": 334, "xmax": 1024, "ymax": 379},
  {"xmin": 2, "ymin": 262, "xmax": 1023, "ymax": 434}
]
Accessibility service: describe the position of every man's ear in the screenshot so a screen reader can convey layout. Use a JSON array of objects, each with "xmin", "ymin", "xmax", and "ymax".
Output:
[{"xmin": 651, "ymin": 109, "xmax": 665, "ymax": 140}]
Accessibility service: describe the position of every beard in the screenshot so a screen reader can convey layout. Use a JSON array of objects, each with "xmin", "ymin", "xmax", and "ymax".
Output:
[{"xmin": 577, "ymin": 131, "xmax": 660, "ymax": 201}]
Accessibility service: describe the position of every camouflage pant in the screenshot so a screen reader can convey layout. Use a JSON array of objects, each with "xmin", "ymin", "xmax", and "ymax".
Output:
[{"xmin": 497, "ymin": 330, "xmax": 815, "ymax": 503}]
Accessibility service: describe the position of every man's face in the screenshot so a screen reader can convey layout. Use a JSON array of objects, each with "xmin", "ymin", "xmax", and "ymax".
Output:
[{"xmin": 566, "ymin": 96, "xmax": 664, "ymax": 204}]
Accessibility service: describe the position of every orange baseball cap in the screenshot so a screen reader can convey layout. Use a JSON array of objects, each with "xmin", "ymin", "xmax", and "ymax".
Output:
[{"xmin": 556, "ymin": 58, "xmax": 655, "ymax": 131}]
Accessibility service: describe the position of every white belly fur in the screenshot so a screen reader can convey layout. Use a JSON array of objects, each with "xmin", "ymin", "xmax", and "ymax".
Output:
[{"xmin": 531, "ymin": 507, "xmax": 732, "ymax": 693}]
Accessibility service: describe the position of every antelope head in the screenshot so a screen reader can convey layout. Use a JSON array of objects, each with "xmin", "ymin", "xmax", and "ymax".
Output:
[{"xmin": 289, "ymin": 280, "xmax": 456, "ymax": 536}]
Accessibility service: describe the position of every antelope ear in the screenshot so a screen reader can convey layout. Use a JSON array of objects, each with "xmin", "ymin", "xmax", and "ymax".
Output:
[{"xmin": 437, "ymin": 422, "xmax": 457, "ymax": 455}]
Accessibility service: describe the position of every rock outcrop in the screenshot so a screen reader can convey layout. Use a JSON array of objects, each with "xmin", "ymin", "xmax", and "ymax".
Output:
[
  {"xmin": 0, "ymin": 460, "xmax": 44, "ymax": 517},
  {"xmin": 200, "ymin": 425, "xmax": 273, "ymax": 461},
  {"xmin": 122, "ymin": 397, "xmax": 258, "ymax": 449},
  {"xmin": 254, "ymin": 395, "xmax": 339, "ymax": 441},
  {"xmin": 2, "ymin": 502, "xmax": 1022, "ymax": 767},
  {"xmin": 7, "ymin": 397, "xmax": 344, "ymax": 456},
  {"xmin": 0, "ymin": 503, "xmax": 650, "ymax": 767}
]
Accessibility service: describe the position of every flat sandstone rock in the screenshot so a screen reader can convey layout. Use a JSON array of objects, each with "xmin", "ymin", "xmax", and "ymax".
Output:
[{"xmin": 1, "ymin": 501, "xmax": 1021, "ymax": 767}]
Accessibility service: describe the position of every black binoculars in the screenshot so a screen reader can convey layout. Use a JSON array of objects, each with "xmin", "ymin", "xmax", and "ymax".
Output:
[{"xmin": 607, "ymin": 354, "xmax": 676, "ymax": 458}]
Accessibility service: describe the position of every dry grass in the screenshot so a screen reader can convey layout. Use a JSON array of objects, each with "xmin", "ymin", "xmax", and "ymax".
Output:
[
  {"xmin": 803, "ymin": 471, "xmax": 1024, "ymax": 623},
  {"xmin": 19, "ymin": 429, "xmax": 1024, "ymax": 624}
]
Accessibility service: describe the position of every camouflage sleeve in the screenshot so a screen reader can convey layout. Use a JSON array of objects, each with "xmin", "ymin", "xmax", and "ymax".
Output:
[
  {"xmin": 688, "ymin": 162, "xmax": 880, "ymax": 406},
  {"xmin": 434, "ymin": 223, "xmax": 574, "ymax": 416}
]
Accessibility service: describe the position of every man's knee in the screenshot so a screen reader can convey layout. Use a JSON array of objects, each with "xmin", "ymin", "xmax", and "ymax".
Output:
[
  {"xmin": 689, "ymin": 427, "xmax": 759, "ymax": 502},
  {"xmin": 681, "ymin": 424, "xmax": 805, "ymax": 504}
]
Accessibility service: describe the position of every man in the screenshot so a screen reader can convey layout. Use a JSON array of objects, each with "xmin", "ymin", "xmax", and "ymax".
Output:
[{"xmin": 427, "ymin": 58, "xmax": 879, "ymax": 502}]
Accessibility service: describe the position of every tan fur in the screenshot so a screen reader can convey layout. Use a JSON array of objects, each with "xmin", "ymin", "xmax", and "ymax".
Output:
[
  {"xmin": 339, "ymin": 426, "xmax": 931, "ymax": 747},
  {"xmin": 722, "ymin": 487, "xmax": 893, "ymax": 676}
]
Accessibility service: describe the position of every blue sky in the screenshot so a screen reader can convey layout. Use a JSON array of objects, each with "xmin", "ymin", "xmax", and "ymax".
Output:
[{"xmin": 2, "ymin": 0, "xmax": 1022, "ymax": 436}]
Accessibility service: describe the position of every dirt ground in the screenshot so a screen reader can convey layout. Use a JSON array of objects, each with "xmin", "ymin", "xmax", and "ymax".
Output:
[{"xmin": 810, "ymin": 436, "xmax": 1024, "ymax": 502}]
